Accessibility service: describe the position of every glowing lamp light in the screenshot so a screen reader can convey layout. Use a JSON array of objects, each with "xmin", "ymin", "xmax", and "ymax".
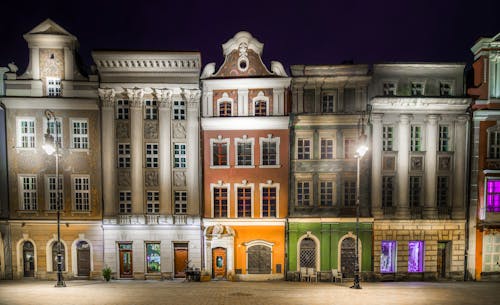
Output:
[
  {"xmin": 356, "ymin": 145, "xmax": 368, "ymax": 158},
  {"xmin": 43, "ymin": 134, "xmax": 56, "ymax": 155}
]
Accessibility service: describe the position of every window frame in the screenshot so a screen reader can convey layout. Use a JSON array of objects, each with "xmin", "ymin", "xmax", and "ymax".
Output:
[
  {"xmin": 321, "ymin": 91, "xmax": 336, "ymax": 113},
  {"xmin": 382, "ymin": 125, "xmax": 394, "ymax": 152},
  {"xmin": 296, "ymin": 137, "xmax": 312, "ymax": 160},
  {"xmin": 72, "ymin": 175, "xmax": 90, "ymax": 212},
  {"xmin": 144, "ymin": 99, "xmax": 158, "ymax": 120},
  {"xmin": 43, "ymin": 117, "xmax": 63, "ymax": 148},
  {"xmin": 117, "ymin": 143, "xmax": 131, "ymax": 168},
  {"xmin": 410, "ymin": 81, "xmax": 425, "ymax": 96},
  {"xmin": 119, "ymin": 190, "xmax": 132, "ymax": 214},
  {"xmin": 217, "ymin": 93, "xmax": 234, "ymax": 117},
  {"xmin": 16, "ymin": 117, "xmax": 36, "ymax": 149},
  {"xmin": 410, "ymin": 125, "xmax": 422, "ymax": 152},
  {"xmin": 47, "ymin": 77, "xmax": 61, "ymax": 97},
  {"xmin": 173, "ymin": 100, "xmax": 186, "ymax": 120},
  {"xmin": 319, "ymin": 180, "xmax": 334, "ymax": 207},
  {"xmin": 146, "ymin": 191, "xmax": 160, "ymax": 214},
  {"xmin": 439, "ymin": 81, "xmax": 453, "ymax": 96},
  {"xmin": 296, "ymin": 180, "xmax": 312, "ymax": 207},
  {"xmin": 488, "ymin": 130, "xmax": 500, "ymax": 159},
  {"xmin": 145, "ymin": 143, "xmax": 159, "ymax": 168},
  {"xmin": 19, "ymin": 175, "xmax": 37, "ymax": 210},
  {"xmin": 116, "ymin": 99, "xmax": 129, "ymax": 120},
  {"xmin": 439, "ymin": 125, "xmax": 450, "ymax": 152},
  {"xmin": 235, "ymin": 136, "xmax": 255, "ymax": 168},
  {"xmin": 259, "ymin": 135, "xmax": 280, "ymax": 167},
  {"xmin": 320, "ymin": 137, "xmax": 334, "ymax": 159},
  {"xmin": 210, "ymin": 137, "xmax": 230, "ymax": 168},
  {"xmin": 253, "ymin": 91, "xmax": 269, "ymax": 116},
  {"xmin": 211, "ymin": 183, "xmax": 230, "ymax": 218},
  {"xmin": 382, "ymin": 82, "xmax": 397, "ymax": 96},
  {"xmin": 173, "ymin": 143, "xmax": 187, "ymax": 168},
  {"xmin": 235, "ymin": 183, "xmax": 254, "ymax": 218},
  {"xmin": 45, "ymin": 175, "xmax": 63, "ymax": 211},
  {"xmin": 344, "ymin": 138, "xmax": 356, "ymax": 159},
  {"xmin": 382, "ymin": 176, "xmax": 394, "ymax": 208},
  {"xmin": 409, "ymin": 176, "xmax": 422, "ymax": 208},
  {"xmin": 343, "ymin": 179, "xmax": 356, "ymax": 207},
  {"xmin": 260, "ymin": 182, "xmax": 279, "ymax": 218},
  {"xmin": 70, "ymin": 118, "xmax": 89, "ymax": 150}
]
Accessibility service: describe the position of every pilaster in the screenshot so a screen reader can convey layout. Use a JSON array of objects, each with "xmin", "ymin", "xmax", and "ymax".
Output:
[
  {"xmin": 452, "ymin": 115, "xmax": 468, "ymax": 219},
  {"xmin": 423, "ymin": 114, "xmax": 439, "ymax": 219},
  {"xmin": 371, "ymin": 114, "xmax": 383, "ymax": 218},
  {"xmin": 396, "ymin": 114, "xmax": 410, "ymax": 219}
]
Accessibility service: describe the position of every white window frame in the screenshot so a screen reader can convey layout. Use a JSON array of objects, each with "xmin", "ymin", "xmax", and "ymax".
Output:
[
  {"xmin": 173, "ymin": 100, "xmax": 186, "ymax": 120},
  {"xmin": 45, "ymin": 175, "xmax": 63, "ymax": 211},
  {"xmin": 146, "ymin": 191, "xmax": 160, "ymax": 214},
  {"xmin": 217, "ymin": 93, "xmax": 234, "ymax": 117},
  {"xmin": 16, "ymin": 117, "xmax": 36, "ymax": 149},
  {"xmin": 410, "ymin": 125, "xmax": 423, "ymax": 152},
  {"xmin": 210, "ymin": 136, "xmax": 230, "ymax": 168},
  {"xmin": 144, "ymin": 99, "xmax": 158, "ymax": 120},
  {"xmin": 259, "ymin": 134, "xmax": 280, "ymax": 168},
  {"xmin": 260, "ymin": 181, "xmax": 280, "ymax": 218},
  {"xmin": 145, "ymin": 143, "xmax": 159, "ymax": 168},
  {"xmin": 19, "ymin": 175, "xmax": 37, "ymax": 210},
  {"xmin": 252, "ymin": 91, "xmax": 269, "ymax": 116},
  {"xmin": 296, "ymin": 180, "xmax": 312, "ymax": 207},
  {"xmin": 234, "ymin": 182, "xmax": 254, "ymax": 218},
  {"xmin": 235, "ymin": 136, "xmax": 255, "ymax": 168},
  {"xmin": 174, "ymin": 191, "xmax": 187, "ymax": 215},
  {"xmin": 382, "ymin": 81, "xmax": 397, "ymax": 96},
  {"xmin": 320, "ymin": 136, "xmax": 335, "ymax": 160},
  {"xmin": 116, "ymin": 99, "xmax": 129, "ymax": 120},
  {"xmin": 174, "ymin": 143, "xmax": 187, "ymax": 168},
  {"xmin": 70, "ymin": 118, "xmax": 89, "ymax": 150},
  {"xmin": 321, "ymin": 91, "xmax": 336, "ymax": 113},
  {"xmin": 319, "ymin": 175, "xmax": 336, "ymax": 207},
  {"xmin": 210, "ymin": 182, "xmax": 231, "ymax": 218},
  {"xmin": 47, "ymin": 77, "xmax": 61, "ymax": 97},
  {"xmin": 438, "ymin": 125, "xmax": 450, "ymax": 152},
  {"xmin": 43, "ymin": 117, "xmax": 63, "ymax": 148},
  {"xmin": 410, "ymin": 81, "xmax": 425, "ymax": 96},
  {"xmin": 119, "ymin": 190, "xmax": 132, "ymax": 214},
  {"xmin": 382, "ymin": 125, "xmax": 394, "ymax": 151},
  {"xmin": 72, "ymin": 175, "xmax": 90, "ymax": 212},
  {"xmin": 117, "ymin": 143, "xmax": 131, "ymax": 168},
  {"xmin": 296, "ymin": 133, "xmax": 313, "ymax": 160}
]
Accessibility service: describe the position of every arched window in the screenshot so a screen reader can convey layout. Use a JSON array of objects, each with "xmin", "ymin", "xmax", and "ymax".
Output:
[
  {"xmin": 247, "ymin": 245, "xmax": 272, "ymax": 274},
  {"xmin": 254, "ymin": 100, "xmax": 267, "ymax": 116},
  {"xmin": 299, "ymin": 238, "xmax": 316, "ymax": 268},
  {"xmin": 219, "ymin": 101, "xmax": 232, "ymax": 117},
  {"xmin": 52, "ymin": 242, "xmax": 66, "ymax": 271}
]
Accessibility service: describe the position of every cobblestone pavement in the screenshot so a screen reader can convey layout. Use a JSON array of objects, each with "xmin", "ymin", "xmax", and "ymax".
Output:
[{"xmin": 0, "ymin": 280, "xmax": 499, "ymax": 305}]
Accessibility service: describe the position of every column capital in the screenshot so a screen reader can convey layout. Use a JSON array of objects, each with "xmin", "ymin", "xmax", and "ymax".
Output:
[
  {"xmin": 98, "ymin": 88, "xmax": 116, "ymax": 108},
  {"xmin": 153, "ymin": 88, "xmax": 173, "ymax": 109},
  {"xmin": 399, "ymin": 114, "xmax": 411, "ymax": 124},
  {"xmin": 181, "ymin": 88, "xmax": 201, "ymax": 108},
  {"xmin": 273, "ymin": 88, "xmax": 285, "ymax": 94},
  {"xmin": 371, "ymin": 113, "xmax": 383, "ymax": 123},
  {"xmin": 456, "ymin": 115, "xmax": 469, "ymax": 124},
  {"xmin": 125, "ymin": 87, "xmax": 144, "ymax": 108},
  {"xmin": 426, "ymin": 114, "xmax": 440, "ymax": 124}
]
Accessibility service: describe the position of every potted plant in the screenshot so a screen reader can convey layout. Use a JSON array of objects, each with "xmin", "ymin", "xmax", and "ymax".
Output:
[
  {"xmin": 102, "ymin": 266, "xmax": 112, "ymax": 282},
  {"xmin": 200, "ymin": 269, "xmax": 211, "ymax": 282}
]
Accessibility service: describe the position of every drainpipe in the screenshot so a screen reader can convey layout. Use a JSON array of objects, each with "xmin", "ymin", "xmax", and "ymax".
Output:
[{"xmin": 464, "ymin": 105, "xmax": 473, "ymax": 281}]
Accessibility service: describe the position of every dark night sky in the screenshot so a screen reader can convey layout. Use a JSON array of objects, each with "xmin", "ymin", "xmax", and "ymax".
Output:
[{"xmin": 1, "ymin": 0, "xmax": 499, "ymax": 74}]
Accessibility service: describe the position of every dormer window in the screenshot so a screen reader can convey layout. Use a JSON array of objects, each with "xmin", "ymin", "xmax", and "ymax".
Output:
[
  {"xmin": 440, "ymin": 82, "xmax": 452, "ymax": 96},
  {"xmin": 383, "ymin": 82, "xmax": 397, "ymax": 96},
  {"xmin": 47, "ymin": 77, "xmax": 61, "ymax": 97},
  {"xmin": 411, "ymin": 82, "xmax": 425, "ymax": 96}
]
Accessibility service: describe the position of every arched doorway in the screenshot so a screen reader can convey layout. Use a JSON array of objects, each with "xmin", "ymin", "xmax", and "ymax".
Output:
[
  {"xmin": 23, "ymin": 241, "xmax": 35, "ymax": 277},
  {"xmin": 51, "ymin": 242, "xmax": 66, "ymax": 272},
  {"xmin": 247, "ymin": 245, "xmax": 271, "ymax": 274},
  {"xmin": 212, "ymin": 247, "xmax": 226, "ymax": 279},
  {"xmin": 340, "ymin": 237, "xmax": 356, "ymax": 278},
  {"xmin": 76, "ymin": 241, "xmax": 90, "ymax": 276},
  {"xmin": 299, "ymin": 238, "xmax": 316, "ymax": 269}
]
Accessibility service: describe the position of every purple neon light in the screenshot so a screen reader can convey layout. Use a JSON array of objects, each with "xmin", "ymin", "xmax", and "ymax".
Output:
[
  {"xmin": 408, "ymin": 241, "xmax": 424, "ymax": 272},
  {"xmin": 380, "ymin": 240, "xmax": 396, "ymax": 273},
  {"xmin": 487, "ymin": 180, "xmax": 500, "ymax": 212}
]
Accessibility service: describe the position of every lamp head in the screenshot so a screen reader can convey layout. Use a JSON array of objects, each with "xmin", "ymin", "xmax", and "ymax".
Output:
[
  {"xmin": 43, "ymin": 134, "xmax": 56, "ymax": 155},
  {"xmin": 356, "ymin": 145, "xmax": 368, "ymax": 158}
]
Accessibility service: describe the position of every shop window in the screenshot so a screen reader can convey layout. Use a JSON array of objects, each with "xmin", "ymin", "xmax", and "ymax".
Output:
[
  {"xmin": 486, "ymin": 180, "xmax": 500, "ymax": 212},
  {"xmin": 145, "ymin": 242, "xmax": 161, "ymax": 273},
  {"xmin": 380, "ymin": 241, "xmax": 396, "ymax": 273},
  {"xmin": 408, "ymin": 241, "xmax": 424, "ymax": 272}
]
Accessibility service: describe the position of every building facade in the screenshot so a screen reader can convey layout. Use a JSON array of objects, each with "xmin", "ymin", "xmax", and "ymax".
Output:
[
  {"xmin": 370, "ymin": 63, "xmax": 470, "ymax": 280},
  {"xmin": 1, "ymin": 19, "xmax": 103, "ymax": 279},
  {"xmin": 288, "ymin": 64, "xmax": 373, "ymax": 279},
  {"xmin": 0, "ymin": 66, "xmax": 10, "ymax": 279},
  {"xmin": 468, "ymin": 33, "xmax": 500, "ymax": 281},
  {"xmin": 200, "ymin": 32, "xmax": 291, "ymax": 280},
  {"xmin": 92, "ymin": 50, "xmax": 202, "ymax": 280}
]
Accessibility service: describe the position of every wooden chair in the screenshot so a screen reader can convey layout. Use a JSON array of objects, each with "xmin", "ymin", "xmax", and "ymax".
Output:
[
  {"xmin": 331, "ymin": 269, "xmax": 342, "ymax": 283},
  {"xmin": 300, "ymin": 267, "xmax": 309, "ymax": 282},
  {"xmin": 308, "ymin": 268, "xmax": 317, "ymax": 282}
]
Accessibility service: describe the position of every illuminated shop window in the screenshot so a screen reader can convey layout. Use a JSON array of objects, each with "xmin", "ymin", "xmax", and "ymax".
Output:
[
  {"xmin": 145, "ymin": 242, "xmax": 161, "ymax": 273},
  {"xmin": 380, "ymin": 240, "xmax": 397, "ymax": 273},
  {"xmin": 486, "ymin": 179, "xmax": 500, "ymax": 213},
  {"xmin": 408, "ymin": 241, "xmax": 424, "ymax": 272},
  {"xmin": 482, "ymin": 233, "xmax": 500, "ymax": 272}
]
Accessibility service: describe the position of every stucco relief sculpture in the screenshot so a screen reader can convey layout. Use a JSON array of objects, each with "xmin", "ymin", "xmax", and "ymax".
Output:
[
  {"xmin": 439, "ymin": 156, "xmax": 451, "ymax": 171},
  {"xmin": 173, "ymin": 122, "xmax": 186, "ymax": 139},
  {"xmin": 118, "ymin": 170, "xmax": 131, "ymax": 187},
  {"xmin": 174, "ymin": 171, "xmax": 186, "ymax": 187},
  {"xmin": 144, "ymin": 121, "xmax": 158, "ymax": 139},
  {"xmin": 145, "ymin": 171, "xmax": 159, "ymax": 187},
  {"xmin": 116, "ymin": 121, "xmax": 129, "ymax": 138}
]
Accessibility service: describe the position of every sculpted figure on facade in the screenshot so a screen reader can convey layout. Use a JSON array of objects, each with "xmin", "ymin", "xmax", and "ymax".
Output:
[
  {"xmin": 144, "ymin": 121, "xmax": 158, "ymax": 139},
  {"xmin": 173, "ymin": 122, "xmax": 186, "ymax": 139},
  {"xmin": 174, "ymin": 171, "xmax": 186, "ymax": 187}
]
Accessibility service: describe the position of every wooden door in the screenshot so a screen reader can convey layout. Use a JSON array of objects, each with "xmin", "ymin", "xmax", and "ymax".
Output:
[
  {"xmin": 340, "ymin": 237, "xmax": 356, "ymax": 278},
  {"xmin": 247, "ymin": 245, "xmax": 271, "ymax": 274},
  {"xmin": 23, "ymin": 241, "xmax": 34, "ymax": 277},
  {"xmin": 437, "ymin": 242, "xmax": 448, "ymax": 278},
  {"xmin": 174, "ymin": 243, "xmax": 188, "ymax": 278},
  {"xmin": 77, "ymin": 241, "xmax": 90, "ymax": 276},
  {"xmin": 212, "ymin": 247, "xmax": 226, "ymax": 278},
  {"xmin": 119, "ymin": 243, "xmax": 133, "ymax": 278}
]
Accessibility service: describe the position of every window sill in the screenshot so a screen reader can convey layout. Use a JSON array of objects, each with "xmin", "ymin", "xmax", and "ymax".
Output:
[
  {"xmin": 16, "ymin": 210, "xmax": 39, "ymax": 216},
  {"xmin": 235, "ymin": 165, "xmax": 255, "ymax": 169},
  {"xmin": 69, "ymin": 148, "xmax": 90, "ymax": 154},
  {"xmin": 71, "ymin": 211, "xmax": 91, "ymax": 216},
  {"xmin": 210, "ymin": 165, "xmax": 230, "ymax": 169},
  {"xmin": 259, "ymin": 165, "xmax": 281, "ymax": 169}
]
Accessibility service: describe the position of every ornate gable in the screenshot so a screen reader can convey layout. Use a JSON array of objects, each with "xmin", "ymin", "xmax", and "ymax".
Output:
[{"xmin": 25, "ymin": 18, "xmax": 75, "ymax": 38}]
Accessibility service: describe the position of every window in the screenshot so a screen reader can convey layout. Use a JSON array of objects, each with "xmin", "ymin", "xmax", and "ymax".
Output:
[
  {"xmin": 20, "ymin": 176, "xmax": 37, "ymax": 210},
  {"xmin": 17, "ymin": 118, "xmax": 35, "ymax": 148},
  {"xmin": 382, "ymin": 126, "xmax": 393, "ymax": 151},
  {"xmin": 383, "ymin": 82, "xmax": 397, "ymax": 96},
  {"xmin": 44, "ymin": 118, "xmax": 62, "ymax": 148},
  {"xmin": 146, "ymin": 191, "xmax": 159, "ymax": 214},
  {"xmin": 237, "ymin": 187, "xmax": 252, "ymax": 217},
  {"xmin": 320, "ymin": 181, "xmax": 333, "ymax": 207},
  {"xmin": 409, "ymin": 176, "xmax": 422, "ymax": 207},
  {"xmin": 116, "ymin": 99, "xmax": 129, "ymax": 120},
  {"xmin": 119, "ymin": 191, "xmax": 132, "ymax": 214},
  {"xmin": 144, "ymin": 100, "xmax": 158, "ymax": 120},
  {"xmin": 297, "ymin": 138, "xmax": 311, "ymax": 160},
  {"xmin": 482, "ymin": 233, "xmax": 500, "ymax": 272},
  {"xmin": 254, "ymin": 100, "xmax": 267, "ymax": 116},
  {"xmin": 411, "ymin": 82, "xmax": 424, "ymax": 96},
  {"xmin": 46, "ymin": 176, "xmax": 63, "ymax": 211},
  {"xmin": 486, "ymin": 179, "xmax": 500, "ymax": 212},
  {"xmin": 47, "ymin": 77, "xmax": 61, "ymax": 97},
  {"xmin": 219, "ymin": 101, "xmax": 232, "ymax": 117},
  {"xmin": 71, "ymin": 119, "xmax": 89, "ymax": 149},
  {"xmin": 410, "ymin": 126, "xmax": 421, "ymax": 152},
  {"xmin": 439, "ymin": 125, "xmax": 449, "ymax": 152},
  {"xmin": 146, "ymin": 242, "xmax": 161, "ymax": 273},
  {"xmin": 437, "ymin": 176, "xmax": 449, "ymax": 207},
  {"xmin": 213, "ymin": 187, "xmax": 228, "ymax": 217},
  {"xmin": 262, "ymin": 187, "xmax": 277, "ymax": 217},
  {"xmin": 174, "ymin": 143, "xmax": 186, "ymax": 168},
  {"xmin": 296, "ymin": 181, "xmax": 311, "ymax": 207},
  {"xmin": 343, "ymin": 181, "xmax": 356, "ymax": 206},
  {"xmin": 260, "ymin": 136, "xmax": 279, "ymax": 166},
  {"xmin": 382, "ymin": 176, "xmax": 394, "ymax": 208},
  {"xmin": 173, "ymin": 100, "xmax": 186, "ymax": 120},
  {"xmin": 236, "ymin": 137, "xmax": 253, "ymax": 166},
  {"xmin": 321, "ymin": 94, "xmax": 335, "ymax": 113},
  {"xmin": 146, "ymin": 143, "xmax": 159, "ymax": 168},
  {"xmin": 320, "ymin": 138, "xmax": 334, "ymax": 159},
  {"xmin": 344, "ymin": 139, "xmax": 356, "ymax": 159},
  {"xmin": 211, "ymin": 138, "xmax": 229, "ymax": 167},
  {"xmin": 174, "ymin": 191, "xmax": 187, "ymax": 214},
  {"xmin": 51, "ymin": 242, "xmax": 66, "ymax": 271},
  {"xmin": 299, "ymin": 238, "xmax": 317, "ymax": 269},
  {"xmin": 380, "ymin": 241, "xmax": 397, "ymax": 273},
  {"xmin": 118, "ymin": 143, "xmax": 131, "ymax": 168},
  {"xmin": 408, "ymin": 241, "xmax": 424, "ymax": 272},
  {"xmin": 489, "ymin": 131, "xmax": 500, "ymax": 159},
  {"xmin": 73, "ymin": 176, "xmax": 90, "ymax": 211},
  {"xmin": 440, "ymin": 82, "xmax": 452, "ymax": 96}
]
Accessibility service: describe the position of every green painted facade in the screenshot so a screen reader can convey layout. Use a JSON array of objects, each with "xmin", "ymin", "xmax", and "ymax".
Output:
[{"xmin": 287, "ymin": 221, "xmax": 373, "ymax": 272}]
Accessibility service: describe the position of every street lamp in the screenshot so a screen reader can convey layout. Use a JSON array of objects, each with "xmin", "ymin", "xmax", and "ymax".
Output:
[
  {"xmin": 351, "ymin": 138, "xmax": 368, "ymax": 290},
  {"xmin": 43, "ymin": 109, "xmax": 65, "ymax": 287}
]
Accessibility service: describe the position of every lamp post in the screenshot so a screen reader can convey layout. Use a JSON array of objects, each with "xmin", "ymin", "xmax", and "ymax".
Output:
[
  {"xmin": 43, "ymin": 109, "xmax": 65, "ymax": 287},
  {"xmin": 351, "ymin": 139, "xmax": 367, "ymax": 290}
]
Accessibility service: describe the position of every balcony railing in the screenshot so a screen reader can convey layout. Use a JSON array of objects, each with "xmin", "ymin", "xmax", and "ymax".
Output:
[
  {"xmin": 438, "ymin": 205, "xmax": 452, "ymax": 219},
  {"xmin": 411, "ymin": 206, "xmax": 423, "ymax": 219}
]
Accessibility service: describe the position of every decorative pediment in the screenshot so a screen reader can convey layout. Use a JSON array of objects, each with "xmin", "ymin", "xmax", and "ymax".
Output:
[{"xmin": 25, "ymin": 18, "xmax": 75, "ymax": 38}]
